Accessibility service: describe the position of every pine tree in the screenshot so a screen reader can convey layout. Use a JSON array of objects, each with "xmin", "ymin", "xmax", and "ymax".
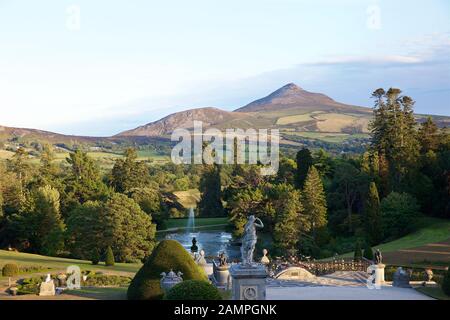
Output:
[
  {"xmin": 35, "ymin": 185, "xmax": 65, "ymax": 256},
  {"xmin": 271, "ymin": 184, "xmax": 307, "ymax": 253},
  {"xmin": 302, "ymin": 166, "xmax": 327, "ymax": 240},
  {"xmin": 419, "ymin": 116, "xmax": 439, "ymax": 153},
  {"xmin": 295, "ymin": 148, "xmax": 312, "ymax": 189},
  {"xmin": 198, "ymin": 165, "xmax": 224, "ymax": 217},
  {"xmin": 111, "ymin": 148, "xmax": 151, "ymax": 193},
  {"xmin": 364, "ymin": 182, "xmax": 382, "ymax": 245},
  {"xmin": 369, "ymin": 88, "xmax": 420, "ymax": 189}
]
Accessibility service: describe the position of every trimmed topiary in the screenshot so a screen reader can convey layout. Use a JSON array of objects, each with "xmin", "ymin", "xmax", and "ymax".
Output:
[
  {"xmin": 105, "ymin": 246, "xmax": 115, "ymax": 266},
  {"xmin": 2, "ymin": 263, "xmax": 19, "ymax": 287},
  {"xmin": 2, "ymin": 264, "xmax": 19, "ymax": 277},
  {"xmin": 127, "ymin": 240, "xmax": 207, "ymax": 300},
  {"xmin": 165, "ymin": 280, "xmax": 222, "ymax": 300},
  {"xmin": 363, "ymin": 243, "xmax": 374, "ymax": 261},
  {"xmin": 442, "ymin": 266, "xmax": 450, "ymax": 296},
  {"xmin": 354, "ymin": 241, "xmax": 362, "ymax": 261}
]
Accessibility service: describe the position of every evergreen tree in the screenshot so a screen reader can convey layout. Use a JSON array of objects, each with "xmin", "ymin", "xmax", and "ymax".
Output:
[
  {"xmin": 295, "ymin": 148, "xmax": 313, "ymax": 189},
  {"xmin": 270, "ymin": 184, "xmax": 307, "ymax": 253},
  {"xmin": 105, "ymin": 246, "xmax": 115, "ymax": 266},
  {"xmin": 302, "ymin": 166, "xmax": 327, "ymax": 239},
  {"xmin": 369, "ymin": 88, "xmax": 420, "ymax": 190},
  {"xmin": 64, "ymin": 150, "xmax": 109, "ymax": 212},
  {"xmin": 66, "ymin": 201, "xmax": 103, "ymax": 260},
  {"xmin": 198, "ymin": 165, "xmax": 224, "ymax": 217},
  {"xmin": 101, "ymin": 193, "xmax": 156, "ymax": 262},
  {"xmin": 364, "ymin": 182, "xmax": 382, "ymax": 245},
  {"xmin": 111, "ymin": 148, "xmax": 151, "ymax": 193},
  {"xmin": 363, "ymin": 243, "xmax": 374, "ymax": 260},
  {"xmin": 419, "ymin": 116, "xmax": 439, "ymax": 153},
  {"xmin": 354, "ymin": 241, "xmax": 362, "ymax": 261}
]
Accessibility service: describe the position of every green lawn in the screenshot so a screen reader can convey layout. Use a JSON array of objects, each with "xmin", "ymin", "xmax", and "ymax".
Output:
[
  {"xmin": 0, "ymin": 250, "xmax": 141, "ymax": 278},
  {"xmin": 415, "ymin": 286, "xmax": 450, "ymax": 300},
  {"xmin": 163, "ymin": 217, "xmax": 229, "ymax": 230},
  {"xmin": 326, "ymin": 217, "xmax": 450, "ymax": 260},
  {"xmin": 66, "ymin": 287, "xmax": 128, "ymax": 300}
]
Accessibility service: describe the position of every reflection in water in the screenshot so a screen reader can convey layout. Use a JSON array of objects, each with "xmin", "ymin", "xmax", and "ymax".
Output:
[{"xmin": 161, "ymin": 230, "xmax": 240, "ymax": 259}]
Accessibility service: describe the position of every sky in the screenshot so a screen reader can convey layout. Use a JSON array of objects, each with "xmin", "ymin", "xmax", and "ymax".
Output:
[{"xmin": 0, "ymin": 0, "xmax": 449, "ymax": 136}]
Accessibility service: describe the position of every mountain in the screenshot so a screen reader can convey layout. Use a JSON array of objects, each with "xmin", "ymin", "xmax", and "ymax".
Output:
[
  {"xmin": 119, "ymin": 107, "xmax": 247, "ymax": 137},
  {"xmin": 117, "ymin": 83, "xmax": 375, "ymax": 137},
  {"xmin": 118, "ymin": 83, "xmax": 450, "ymax": 139},
  {"xmin": 235, "ymin": 83, "xmax": 369, "ymax": 114},
  {"xmin": 0, "ymin": 125, "xmax": 98, "ymax": 144},
  {"xmin": 1, "ymin": 84, "xmax": 449, "ymax": 150}
]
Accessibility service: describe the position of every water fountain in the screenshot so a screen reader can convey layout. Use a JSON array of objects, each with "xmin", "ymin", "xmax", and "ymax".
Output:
[
  {"xmin": 159, "ymin": 207, "xmax": 240, "ymax": 259},
  {"xmin": 187, "ymin": 207, "xmax": 195, "ymax": 232}
]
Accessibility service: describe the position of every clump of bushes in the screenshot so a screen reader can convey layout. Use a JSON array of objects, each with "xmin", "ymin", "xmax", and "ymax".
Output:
[
  {"xmin": 83, "ymin": 273, "xmax": 131, "ymax": 287},
  {"xmin": 2, "ymin": 263, "xmax": 19, "ymax": 277},
  {"xmin": 16, "ymin": 276, "xmax": 46, "ymax": 295},
  {"xmin": 127, "ymin": 240, "xmax": 207, "ymax": 300},
  {"xmin": 384, "ymin": 266, "xmax": 445, "ymax": 283},
  {"xmin": 442, "ymin": 267, "xmax": 450, "ymax": 296},
  {"xmin": 353, "ymin": 242, "xmax": 362, "ymax": 261},
  {"xmin": 105, "ymin": 246, "xmax": 115, "ymax": 266},
  {"xmin": 363, "ymin": 244, "xmax": 373, "ymax": 261},
  {"xmin": 165, "ymin": 280, "xmax": 222, "ymax": 300}
]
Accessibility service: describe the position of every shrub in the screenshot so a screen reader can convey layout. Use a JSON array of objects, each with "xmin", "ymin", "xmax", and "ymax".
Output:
[
  {"xmin": 380, "ymin": 192, "xmax": 420, "ymax": 240},
  {"xmin": 442, "ymin": 267, "xmax": 450, "ymax": 296},
  {"xmin": 353, "ymin": 242, "xmax": 362, "ymax": 261},
  {"xmin": 165, "ymin": 280, "xmax": 222, "ymax": 300},
  {"xmin": 363, "ymin": 243, "xmax": 374, "ymax": 261},
  {"xmin": 2, "ymin": 264, "xmax": 19, "ymax": 277},
  {"xmin": 91, "ymin": 249, "xmax": 100, "ymax": 265},
  {"xmin": 105, "ymin": 246, "xmax": 115, "ymax": 266},
  {"xmin": 127, "ymin": 240, "xmax": 207, "ymax": 300},
  {"xmin": 83, "ymin": 273, "xmax": 131, "ymax": 287}
]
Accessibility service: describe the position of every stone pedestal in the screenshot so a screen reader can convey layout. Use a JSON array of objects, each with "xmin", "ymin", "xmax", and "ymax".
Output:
[
  {"xmin": 212, "ymin": 261, "xmax": 230, "ymax": 288},
  {"xmin": 368, "ymin": 264, "xmax": 385, "ymax": 287},
  {"xmin": 39, "ymin": 280, "xmax": 56, "ymax": 296},
  {"xmin": 229, "ymin": 264, "xmax": 267, "ymax": 300}
]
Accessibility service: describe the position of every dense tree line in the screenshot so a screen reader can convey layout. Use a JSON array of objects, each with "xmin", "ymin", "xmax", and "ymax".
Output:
[{"xmin": 0, "ymin": 87, "xmax": 449, "ymax": 261}]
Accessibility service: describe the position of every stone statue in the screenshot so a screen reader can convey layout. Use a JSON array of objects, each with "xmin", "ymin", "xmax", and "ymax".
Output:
[
  {"xmin": 374, "ymin": 249, "xmax": 383, "ymax": 264},
  {"xmin": 218, "ymin": 252, "xmax": 228, "ymax": 267},
  {"xmin": 195, "ymin": 249, "xmax": 207, "ymax": 266},
  {"xmin": 393, "ymin": 267, "xmax": 411, "ymax": 288},
  {"xmin": 191, "ymin": 237, "xmax": 198, "ymax": 253},
  {"xmin": 241, "ymin": 215, "xmax": 264, "ymax": 266}
]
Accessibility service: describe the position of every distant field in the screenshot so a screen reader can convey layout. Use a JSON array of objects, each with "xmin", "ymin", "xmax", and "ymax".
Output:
[
  {"xmin": 173, "ymin": 189, "xmax": 201, "ymax": 208},
  {"xmin": 315, "ymin": 113, "xmax": 369, "ymax": 133},
  {"xmin": 0, "ymin": 149, "xmax": 170, "ymax": 167},
  {"xmin": 0, "ymin": 150, "xmax": 14, "ymax": 159},
  {"xmin": 276, "ymin": 113, "xmax": 320, "ymax": 125},
  {"xmin": 284, "ymin": 131, "xmax": 369, "ymax": 143}
]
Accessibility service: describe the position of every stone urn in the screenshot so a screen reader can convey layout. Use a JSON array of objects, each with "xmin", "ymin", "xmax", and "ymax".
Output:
[
  {"xmin": 425, "ymin": 269, "xmax": 433, "ymax": 282},
  {"xmin": 260, "ymin": 249, "xmax": 270, "ymax": 265}
]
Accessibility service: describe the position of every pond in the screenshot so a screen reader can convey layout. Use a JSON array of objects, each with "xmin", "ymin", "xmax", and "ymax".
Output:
[
  {"xmin": 157, "ymin": 209, "xmax": 240, "ymax": 259},
  {"xmin": 159, "ymin": 230, "xmax": 241, "ymax": 260}
]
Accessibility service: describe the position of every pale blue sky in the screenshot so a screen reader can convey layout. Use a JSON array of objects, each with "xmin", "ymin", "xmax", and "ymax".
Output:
[{"xmin": 1, "ymin": 0, "xmax": 449, "ymax": 136}]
